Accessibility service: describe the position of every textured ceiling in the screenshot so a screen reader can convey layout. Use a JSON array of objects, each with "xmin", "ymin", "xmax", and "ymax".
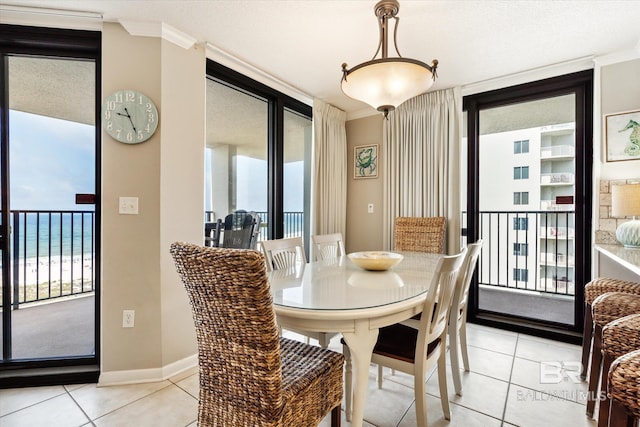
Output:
[
  {"xmin": 5, "ymin": 0, "xmax": 640, "ymax": 116},
  {"xmin": 3, "ymin": 0, "xmax": 640, "ymax": 161}
]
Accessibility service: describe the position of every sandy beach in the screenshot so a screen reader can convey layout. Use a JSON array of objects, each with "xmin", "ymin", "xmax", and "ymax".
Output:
[{"xmin": 10, "ymin": 254, "xmax": 95, "ymax": 286}]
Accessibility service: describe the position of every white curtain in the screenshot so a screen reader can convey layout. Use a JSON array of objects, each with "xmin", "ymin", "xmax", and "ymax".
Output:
[
  {"xmin": 382, "ymin": 87, "xmax": 462, "ymax": 254},
  {"xmin": 312, "ymin": 99, "xmax": 347, "ymax": 237}
]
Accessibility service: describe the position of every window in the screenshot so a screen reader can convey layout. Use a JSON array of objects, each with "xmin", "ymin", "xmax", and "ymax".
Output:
[
  {"xmin": 513, "ymin": 217, "xmax": 529, "ymax": 230},
  {"xmin": 514, "ymin": 139, "xmax": 530, "ymax": 154},
  {"xmin": 513, "ymin": 192, "xmax": 529, "ymax": 205},
  {"xmin": 513, "ymin": 268, "xmax": 529, "ymax": 282},
  {"xmin": 514, "ymin": 166, "xmax": 529, "ymax": 180},
  {"xmin": 205, "ymin": 60, "xmax": 312, "ymax": 254},
  {"xmin": 513, "ymin": 243, "xmax": 528, "ymax": 256}
]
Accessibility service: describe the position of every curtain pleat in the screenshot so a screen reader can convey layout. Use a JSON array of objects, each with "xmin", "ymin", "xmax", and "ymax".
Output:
[
  {"xmin": 312, "ymin": 99, "xmax": 347, "ymax": 237},
  {"xmin": 382, "ymin": 87, "xmax": 462, "ymax": 254}
]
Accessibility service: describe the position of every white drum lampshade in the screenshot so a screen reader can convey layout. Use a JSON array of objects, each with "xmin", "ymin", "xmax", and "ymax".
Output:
[{"xmin": 611, "ymin": 183, "xmax": 640, "ymax": 248}]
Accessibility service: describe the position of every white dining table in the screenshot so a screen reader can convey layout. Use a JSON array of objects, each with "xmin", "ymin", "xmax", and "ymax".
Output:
[{"xmin": 268, "ymin": 251, "xmax": 442, "ymax": 427}]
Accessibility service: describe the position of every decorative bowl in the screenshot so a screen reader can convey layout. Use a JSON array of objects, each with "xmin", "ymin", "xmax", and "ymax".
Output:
[{"xmin": 347, "ymin": 251, "xmax": 404, "ymax": 271}]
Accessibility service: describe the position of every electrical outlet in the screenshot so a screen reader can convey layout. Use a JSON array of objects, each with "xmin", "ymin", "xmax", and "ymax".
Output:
[{"xmin": 123, "ymin": 310, "xmax": 135, "ymax": 328}]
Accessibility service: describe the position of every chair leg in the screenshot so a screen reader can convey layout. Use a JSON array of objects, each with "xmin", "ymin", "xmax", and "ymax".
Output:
[
  {"xmin": 330, "ymin": 405, "xmax": 341, "ymax": 427},
  {"xmin": 319, "ymin": 333, "xmax": 329, "ymax": 349},
  {"xmin": 459, "ymin": 319, "xmax": 470, "ymax": 372},
  {"xmin": 586, "ymin": 324, "xmax": 603, "ymax": 418},
  {"xmin": 437, "ymin": 350, "xmax": 451, "ymax": 420},
  {"xmin": 343, "ymin": 344, "xmax": 352, "ymax": 423},
  {"xmin": 415, "ymin": 366, "xmax": 428, "ymax": 427},
  {"xmin": 597, "ymin": 353, "xmax": 614, "ymax": 427},
  {"xmin": 449, "ymin": 322, "xmax": 463, "ymax": 396},
  {"xmin": 581, "ymin": 302, "xmax": 593, "ymax": 380},
  {"xmin": 377, "ymin": 365, "xmax": 395, "ymax": 387},
  {"xmin": 608, "ymin": 399, "xmax": 635, "ymax": 427}
]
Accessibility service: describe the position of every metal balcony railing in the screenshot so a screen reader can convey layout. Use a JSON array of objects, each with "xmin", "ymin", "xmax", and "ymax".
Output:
[
  {"xmin": 3, "ymin": 210, "xmax": 96, "ymax": 309},
  {"xmin": 7, "ymin": 208, "xmax": 572, "ymax": 308},
  {"xmin": 463, "ymin": 210, "xmax": 576, "ymax": 296}
]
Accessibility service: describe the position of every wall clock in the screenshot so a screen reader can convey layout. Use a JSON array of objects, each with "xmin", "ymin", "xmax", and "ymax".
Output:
[{"xmin": 102, "ymin": 89, "xmax": 159, "ymax": 144}]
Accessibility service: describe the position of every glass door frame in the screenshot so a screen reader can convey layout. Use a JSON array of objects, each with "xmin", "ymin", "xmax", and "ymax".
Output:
[
  {"xmin": 0, "ymin": 24, "xmax": 101, "ymax": 387},
  {"xmin": 464, "ymin": 70, "xmax": 593, "ymax": 342},
  {"xmin": 205, "ymin": 60, "xmax": 313, "ymax": 253}
]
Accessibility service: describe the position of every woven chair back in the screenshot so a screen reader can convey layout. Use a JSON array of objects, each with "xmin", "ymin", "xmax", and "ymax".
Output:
[
  {"xmin": 170, "ymin": 243, "xmax": 283, "ymax": 424},
  {"xmin": 394, "ymin": 216, "xmax": 446, "ymax": 253}
]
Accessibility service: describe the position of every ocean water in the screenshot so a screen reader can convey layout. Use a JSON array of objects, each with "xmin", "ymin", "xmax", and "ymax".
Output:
[{"xmin": 10, "ymin": 211, "xmax": 95, "ymax": 260}]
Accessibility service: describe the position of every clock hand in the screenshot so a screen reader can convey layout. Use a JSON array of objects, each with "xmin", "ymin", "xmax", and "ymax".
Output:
[{"xmin": 123, "ymin": 107, "xmax": 137, "ymax": 132}]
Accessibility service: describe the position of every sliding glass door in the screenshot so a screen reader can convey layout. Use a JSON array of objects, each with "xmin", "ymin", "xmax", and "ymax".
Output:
[
  {"xmin": 0, "ymin": 25, "xmax": 101, "ymax": 385},
  {"xmin": 205, "ymin": 61, "xmax": 312, "ymax": 253},
  {"xmin": 464, "ymin": 70, "xmax": 593, "ymax": 340}
]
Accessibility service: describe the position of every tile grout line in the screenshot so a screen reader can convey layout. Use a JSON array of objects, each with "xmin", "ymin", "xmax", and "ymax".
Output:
[
  {"xmin": 0, "ymin": 387, "xmax": 67, "ymax": 419},
  {"xmin": 64, "ymin": 385, "xmax": 96, "ymax": 426},
  {"xmin": 499, "ymin": 332, "xmax": 520, "ymax": 426},
  {"xmin": 79, "ymin": 382, "xmax": 176, "ymax": 424}
]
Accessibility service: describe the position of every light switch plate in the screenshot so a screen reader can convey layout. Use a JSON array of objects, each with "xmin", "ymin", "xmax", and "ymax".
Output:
[
  {"xmin": 119, "ymin": 197, "xmax": 139, "ymax": 215},
  {"xmin": 367, "ymin": 203, "xmax": 374, "ymax": 214}
]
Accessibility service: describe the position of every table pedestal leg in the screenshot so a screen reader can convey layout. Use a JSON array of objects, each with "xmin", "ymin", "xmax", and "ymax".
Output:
[{"xmin": 342, "ymin": 322, "xmax": 378, "ymax": 427}]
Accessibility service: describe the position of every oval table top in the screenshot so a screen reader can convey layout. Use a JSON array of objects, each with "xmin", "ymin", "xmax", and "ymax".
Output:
[{"xmin": 269, "ymin": 251, "xmax": 442, "ymax": 313}]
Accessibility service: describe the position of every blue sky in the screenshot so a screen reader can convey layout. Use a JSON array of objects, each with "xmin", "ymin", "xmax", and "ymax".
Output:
[
  {"xmin": 205, "ymin": 151, "xmax": 304, "ymax": 213},
  {"xmin": 12, "ymin": 110, "xmax": 304, "ymax": 214},
  {"xmin": 10, "ymin": 111, "xmax": 95, "ymax": 211}
]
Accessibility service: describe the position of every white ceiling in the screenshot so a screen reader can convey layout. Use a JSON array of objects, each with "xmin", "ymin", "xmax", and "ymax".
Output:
[{"xmin": 4, "ymin": 0, "xmax": 640, "ymax": 116}]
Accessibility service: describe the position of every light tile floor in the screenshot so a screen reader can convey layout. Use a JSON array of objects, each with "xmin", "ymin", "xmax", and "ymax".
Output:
[{"xmin": 0, "ymin": 324, "xmax": 599, "ymax": 427}]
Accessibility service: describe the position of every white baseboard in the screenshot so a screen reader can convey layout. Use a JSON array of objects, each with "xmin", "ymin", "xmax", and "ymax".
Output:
[{"xmin": 98, "ymin": 353, "xmax": 197, "ymax": 387}]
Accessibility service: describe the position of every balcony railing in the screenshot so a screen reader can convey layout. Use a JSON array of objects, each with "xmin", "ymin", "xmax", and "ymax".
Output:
[
  {"xmin": 7, "ymin": 208, "xmax": 570, "ymax": 308},
  {"xmin": 3, "ymin": 210, "xmax": 96, "ymax": 309},
  {"xmin": 463, "ymin": 210, "xmax": 576, "ymax": 296}
]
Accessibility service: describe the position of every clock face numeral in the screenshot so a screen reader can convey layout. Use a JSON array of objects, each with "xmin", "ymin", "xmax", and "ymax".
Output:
[{"xmin": 101, "ymin": 90, "xmax": 159, "ymax": 144}]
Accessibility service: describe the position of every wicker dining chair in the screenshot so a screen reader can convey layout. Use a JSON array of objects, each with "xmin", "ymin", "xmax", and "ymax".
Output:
[
  {"xmin": 586, "ymin": 292, "xmax": 640, "ymax": 419},
  {"xmin": 607, "ymin": 349, "xmax": 640, "ymax": 427},
  {"xmin": 393, "ymin": 217, "xmax": 446, "ymax": 253},
  {"xmin": 598, "ymin": 313, "xmax": 640, "ymax": 427},
  {"xmin": 344, "ymin": 249, "xmax": 466, "ymax": 427},
  {"xmin": 312, "ymin": 233, "xmax": 346, "ymax": 261},
  {"xmin": 581, "ymin": 277, "xmax": 640, "ymax": 379},
  {"xmin": 170, "ymin": 242, "xmax": 344, "ymax": 427}
]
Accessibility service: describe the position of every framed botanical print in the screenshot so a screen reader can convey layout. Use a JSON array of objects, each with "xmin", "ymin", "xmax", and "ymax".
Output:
[
  {"xmin": 605, "ymin": 109, "xmax": 640, "ymax": 162},
  {"xmin": 354, "ymin": 144, "xmax": 378, "ymax": 179}
]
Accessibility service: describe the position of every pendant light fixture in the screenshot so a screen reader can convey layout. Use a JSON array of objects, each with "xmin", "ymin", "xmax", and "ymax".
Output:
[{"xmin": 341, "ymin": 0, "xmax": 438, "ymax": 118}]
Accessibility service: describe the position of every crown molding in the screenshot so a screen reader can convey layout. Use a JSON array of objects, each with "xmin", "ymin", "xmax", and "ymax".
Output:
[
  {"xmin": 0, "ymin": 4, "xmax": 102, "ymax": 30},
  {"xmin": 593, "ymin": 43, "xmax": 640, "ymax": 66},
  {"xmin": 346, "ymin": 108, "xmax": 379, "ymax": 122},
  {"xmin": 205, "ymin": 42, "xmax": 312, "ymax": 106},
  {"xmin": 462, "ymin": 56, "xmax": 595, "ymax": 96},
  {"xmin": 118, "ymin": 20, "xmax": 197, "ymax": 50}
]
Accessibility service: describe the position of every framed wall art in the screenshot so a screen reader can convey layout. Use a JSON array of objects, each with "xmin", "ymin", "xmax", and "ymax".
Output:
[
  {"xmin": 354, "ymin": 144, "xmax": 378, "ymax": 179},
  {"xmin": 605, "ymin": 109, "xmax": 640, "ymax": 162}
]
